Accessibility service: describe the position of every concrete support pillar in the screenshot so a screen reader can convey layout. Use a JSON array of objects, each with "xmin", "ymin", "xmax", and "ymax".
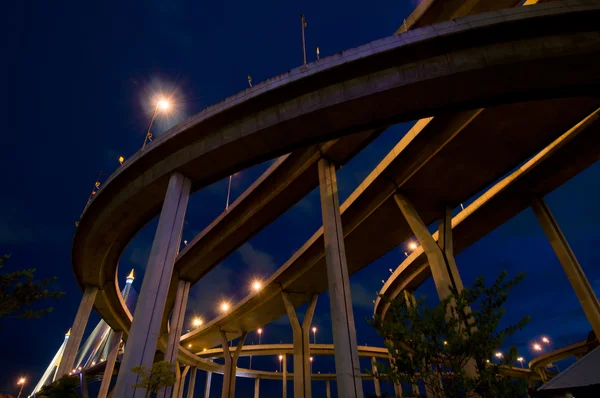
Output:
[
  {"xmin": 56, "ymin": 286, "xmax": 98, "ymax": 378},
  {"xmin": 187, "ymin": 367, "xmax": 197, "ymax": 398},
  {"xmin": 174, "ymin": 365, "xmax": 189, "ymax": 398},
  {"xmin": 80, "ymin": 371, "xmax": 89, "ymax": 398},
  {"xmin": 282, "ymin": 292, "xmax": 318, "ymax": 398},
  {"xmin": 370, "ymin": 358, "xmax": 381, "ymax": 397},
  {"xmin": 254, "ymin": 377, "xmax": 260, "ymax": 398},
  {"xmin": 438, "ymin": 206, "xmax": 465, "ymax": 292},
  {"xmin": 204, "ymin": 371, "xmax": 212, "ymax": 398},
  {"xmin": 318, "ymin": 157, "xmax": 364, "ymax": 398},
  {"xmin": 532, "ymin": 197, "xmax": 600, "ymax": 338},
  {"xmin": 160, "ymin": 280, "xmax": 191, "ymax": 398},
  {"xmin": 113, "ymin": 172, "xmax": 191, "ymax": 398},
  {"xmin": 98, "ymin": 330, "xmax": 123, "ymax": 398},
  {"xmin": 220, "ymin": 331, "xmax": 248, "ymax": 398},
  {"xmin": 394, "ymin": 194, "xmax": 454, "ymax": 300},
  {"xmin": 282, "ymin": 353, "xmax": 288, "ymax": 398},
  {"xmin": 326, "ymin": 380, "xmax": 331, "ymax": 398}
]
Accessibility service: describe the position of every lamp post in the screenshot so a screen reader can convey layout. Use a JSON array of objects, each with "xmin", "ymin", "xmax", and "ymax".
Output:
[
  {"xmin": 142, "ymin": 98, "xmax": 170, "ymax": 150},
  {"xmin": 312, "ymin": 327, "xmax": 317, "ymax": 344},
  {"xmin": 300, "ymin": 14, "xmax": 307, "ymax": 66},
  {"xmin": 16, "ymin": 378, "xmax": 26, "ymax": 398},
  {"xmin": 279, "ymin": 355, "xmax": 283, "ymax": 372},
  {"xmin": 517, "ymin": 357, "xmax": 525, "ymax": 368}
]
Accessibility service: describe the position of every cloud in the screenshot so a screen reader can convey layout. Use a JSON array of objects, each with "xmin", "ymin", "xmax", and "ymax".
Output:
[
  {"xmin": 186, "ymin": 264, "xmax": 235, "ymax": 318},
  {"xmin": 237, "ymin": 243, "xmax": 277, "ymax": 276},
  {"xmin": 351, "ymin": 282, "xmax": 377, "ymax": 311}
]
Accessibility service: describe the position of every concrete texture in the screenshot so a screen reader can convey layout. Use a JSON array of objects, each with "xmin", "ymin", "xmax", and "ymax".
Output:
[
  {"xmin": 318, "ymin": 157, "xmax": 364, "ymax": 398},
  {"xmin": 113, "ymin": 172, "xmax": 191, "ymax": 398},
  {"xmin": 186, "ymin": 367, "xmax": 197, "ymax": 398},
  {"xmin": 220, "ymin": 331, "xmax": 247, "ymax": 398},
  {"xmin": 98, "ymin": 330, "xmax": 122, "ymax": 398}
]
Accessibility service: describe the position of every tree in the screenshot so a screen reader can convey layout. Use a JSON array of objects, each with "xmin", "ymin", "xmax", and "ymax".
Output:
[
  {"xmin": 131, "ymin": 361, "xmax": 176, "ymax": 398},
  {"xmin": 0, "ymin": 254, "xmax": 65, "ymax": 321},
  {"xmin": 370, "ymin": 271, "xmax": 530, "ymax": 397},
  {"xmin": 37, "ymin": 375, "xmax": 80, "ymax": 398}
]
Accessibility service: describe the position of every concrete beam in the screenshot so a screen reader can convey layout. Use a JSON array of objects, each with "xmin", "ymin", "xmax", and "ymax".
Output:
[
  {"xmin": 98, "ymin": 330, "xmax": 123, "ymax": 398},
  {"xmin": 220, "ymin": 331, "xmax": 248, "ymax": 398},
  {"xmin": 57, "ymin": 286, "xmax": 98, "ymax": 378},
  {"xmin": 113, "ymin": 172, "xmax": 191, "ymax": 398},
  {"xmin": 318, "ymin": 157, "xmax": 364, "ymax": 398},
  {"xmin": 282, "ymin": 292, "xmax": 318, "ymax": 397},
  {"xmin": 532, "ymin": 197, "xmax": 600, "ymax": 338}
]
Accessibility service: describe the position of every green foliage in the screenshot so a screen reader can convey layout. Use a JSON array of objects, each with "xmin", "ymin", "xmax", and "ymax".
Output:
[
  {"xmin": 370, "ymin": 271, "xmax": 530, "ymax": 397},
  {"xmin": 0, "ymin": 254, "xmax": 65, "ymax": 321},
  {"xmin": 132, "ymin": 361, "xmax": 176, "ymax": 397},
  {"xmin": 37, "ymin": 375, "xmax": 80, "ymax": 398}
]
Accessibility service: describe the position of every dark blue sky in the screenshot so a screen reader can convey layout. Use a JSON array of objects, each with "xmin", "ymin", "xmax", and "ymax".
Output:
[{"xmin": 2, "ymin": 0, "xmax": 599, "ymax": 396}]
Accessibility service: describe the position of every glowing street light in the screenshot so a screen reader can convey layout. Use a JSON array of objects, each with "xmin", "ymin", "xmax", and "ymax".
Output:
[
  {"xmin": 252, "ymin": 280, "xmax": 262, "ymax": 292},
  {"xmin": 17, "ymin": 378, "xmax": 26, "ymax": 398},
  {"xmin": 118, "ymin": 156, "xmax": 124, "ymax": 165},
  {"xmin": 279, "ymin": 354, "xmax": 284, "ymax": 372},
  {"xmin": 495, "ymin": 352, "xmax": 503, "ymax": 359},
  {"xmin": 193, "ymin": 318, "xmax": 203, "ymax": 327},
  {"xmin": 312, "ymin": 326, "xmax": 317, "ymax": 344},
  {"xmin": 541, "ymin": 336, "xmax": 550, "ymax": 344},
  {"xmin": 142, "ymin": 97, "xmax": 171, "ymax": 151},
  {"xmin": 310, "ymin": 356, "xmax": 314, "ymax": 373},
  {"xmin": 533, "ymin": 343, "xmax": 542, "ymax": 352},
  {"xmin": 408, "ymin": 241, "xmax": 418, "ymax": 250},
  {"xmin": 517, "ymin": 357, "xmax": 525, "ymax": 368},
  {"xmin": 257, "ymin": 328, "xmax": 263, "ymax": 345},
  {"xmin": 220, "ymin": 302, "xmax": 230, "ymax": 313}
]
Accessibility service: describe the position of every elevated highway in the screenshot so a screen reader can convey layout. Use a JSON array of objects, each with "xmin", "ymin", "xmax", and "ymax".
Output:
[{"xmin": 63, "ymin": 1, "xmax": 600, "ymax": 394}]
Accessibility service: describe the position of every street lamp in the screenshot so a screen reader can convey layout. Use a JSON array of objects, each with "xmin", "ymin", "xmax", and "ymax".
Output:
[
  {"xmin": 220, "ymin": 302, "xmax": 230, "ymax": 313},
  {"xmin": 279, "ymin": 355, "xmax": 283, "ymax": 372},
  {"xmin": 258, "ymin": 328, "xmax": 263, "ymax": 345},
  {"xmin": 541, "ymin": 336, "xmax": 551, "ymax": 344},
  {"xmin": 17, "ymin": 378, "xmax": 26, "ymax": 398},
  {"xmin": 533, "ymin": 343, "xmax": 542, "ymax": 352},
  {"xmin": 252, "ymin": 280, "xmax": 262, "ymax": 292},
  {"xmin": 142, "ymin": 97, "xmax": 171, "ymax": 150},
  {"xmin": 193, "ymin": 318, "xmax": 203, "ymax": 328},
  {"xmin": 409, "ymin": 241, "xmax": 418, "ymax": 250},
  {"xmin": 118, "ymin": 156, "xmax": 124, "ymax": 165},
  {"xmin": 312, "ymin": 326, "xmax": 317, "ymax": 344},
  {"xmin": 495, "ymin": 352, "xmax": 503, "ymax": 360},
  {"xmin": 310, "ymin": 356, "xmax": 313, "ymax": 373},
  {"xmin": 517, "ymin": 357, "xmax": 525, "ymax": 368}
]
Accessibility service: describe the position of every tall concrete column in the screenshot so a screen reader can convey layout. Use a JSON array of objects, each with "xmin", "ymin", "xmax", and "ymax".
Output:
[
  {"xmin": 174, "ymin": 365, "xmax": 189, "ymax": 398},
  {"xmin": 204, "ymin": 370, "xmax": 212, "ymax": 398},
  {"xmin": 532, "ymin": 197, "xmax": 600, "ymax": 338},
  {"xmin": 187, "ymin": 367, "xmax": 197, "ymax": 398},
  {"xmin": 113, "ymin": 172, "xmax": 191, "ymax": 398},
  {"xmin": 326, "ymin": 380, "xmax": 331, "ymax": 398},
  {"xmin": 254, "ymin": 377, "xmax": 260, "ymax": 398},
  {"xmin": 394, "ymin": 194, "xmax": 454, "ymax": 301},
  {"xmin": 318, "ymin": 157, "xmax": 364, "ymax": 398},
  {"xmin": 220, "ymin": 331, "xmax": 248, "ymax": 398},
  {"xmin": 56, "ymin": 286, "xmax": 98, "ymax": 378},
  {"xmin": 160, "ymin": 280, "xmax": 191, "ymax": 398},
  {"xmin": 282, "ymin": 353, "xmax": 288, "ymax": 398},
  {"xmin": 98, "ymin": 330, "xmax": 123, "ymax": 398},
  {"xmin": 370, "ymin": 358, "xmax": 381, "ymax": 397},
  {"xmin": 282, "ymin": 292, "xmax": 318, "ymax": 397},
  {"xmin": 80, "ymin": 371, "xmax": 89, "ymax": 398},
  {"xmin": 438, "ymin": 206, "xmax": 464, "ymax": 292}
]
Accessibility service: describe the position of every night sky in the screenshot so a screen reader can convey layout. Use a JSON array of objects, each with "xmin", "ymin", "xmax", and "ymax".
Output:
[{"xmin": 2, "ymin": 0, "xmax": 599, "ymax": 397}]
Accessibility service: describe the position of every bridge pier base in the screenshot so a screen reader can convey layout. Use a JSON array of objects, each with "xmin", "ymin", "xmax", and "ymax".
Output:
[
  {"xmin": 160, "ymin": 279, "xmax": 191, "ymax": 398},
  {"xmin": 282, "ymin": 353, "xmax": 288, "ymax": 398},
  {"xmin": 56, "ymin": 286, "xmax": 98, "ymax": 378},
  {"xmin": 186, "ymin": 367, "xmax": 197, "ymax": 398},
  {"xmin": 220, "ymin": 330, "xmax": 247, "ymax": 398},
  {"xmin": 532, "ymin": 197, "xmax": 600, "ymax": 338},
  {"xmin": 326, "ymin": 380, "xmax": 331, "ymax": 398},
  {"xmin": 318, "ymin": 157, "xmax": 364, "ymax": 398},
  {"xmin": 282, "ymin": 292, "xmax": 318, "ymax": 398},
  {"xmin": 113, "ymin": 172, "xmax": 191, "ymax": 398},
  {"xmin": 254, "ymin": 377, "xmax": 260, "ymax": 398},
  {"xmin": 173, "ymin": 365, "xmax": 189, "ymax": 398},
  {"xmin": 98, "ymin": 330, "xmax": 123, "ymax": 398}
]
